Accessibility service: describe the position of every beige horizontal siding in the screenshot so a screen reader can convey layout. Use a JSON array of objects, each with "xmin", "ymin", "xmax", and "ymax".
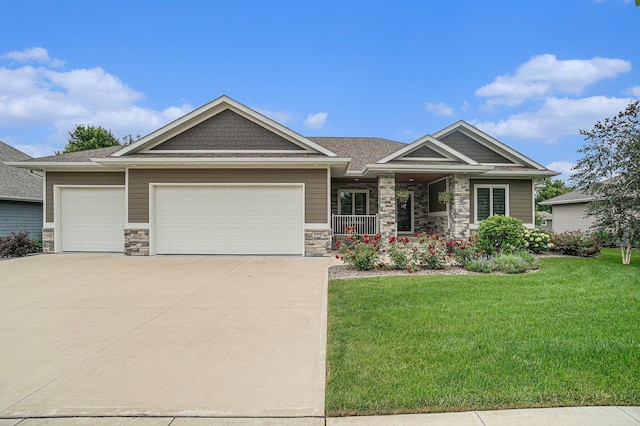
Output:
[
  {"xmin": 45, "ymin": 172, "xmax": 125, "ymax": 222},
  {"xmin": 470, "ymin": 179, "xmax": 533, "ymax": 224},
  {"xmin": 552, "ymin": 203, "xmax": 594, "ymax": 233},
  {"xmin": 128, "ymin": 168, "xmax": 327, "ymax": 224}
]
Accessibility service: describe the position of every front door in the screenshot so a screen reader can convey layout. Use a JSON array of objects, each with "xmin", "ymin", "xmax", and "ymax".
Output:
[{"xmin": 397, "ymin": 192, "xmax": 414, "ymax": 233}]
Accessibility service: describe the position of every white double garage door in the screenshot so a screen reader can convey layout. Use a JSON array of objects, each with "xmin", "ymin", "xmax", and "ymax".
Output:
[{"xmin": 59, "ymin": 185, "xmax": 304, "ymax": 255}]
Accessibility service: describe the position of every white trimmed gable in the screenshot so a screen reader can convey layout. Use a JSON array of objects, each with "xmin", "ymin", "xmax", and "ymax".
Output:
[{"xmin": 113, "ymin": 95, "xmax": 338, "ymax": 157}]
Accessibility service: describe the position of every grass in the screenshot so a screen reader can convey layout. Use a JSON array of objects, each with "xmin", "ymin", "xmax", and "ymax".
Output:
[{"xmin": 326, "ymin": 249, "xmax": 640, "ymax": 416}]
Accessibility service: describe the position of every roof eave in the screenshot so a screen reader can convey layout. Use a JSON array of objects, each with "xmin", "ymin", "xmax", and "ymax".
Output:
[
  {"xmin": 539, "ymin": 197, "xmax": 594, "ymax": 206},
  {"xmin": 92, "ymin": 157, "xmax": 352, "ymax": 167},
  {"xmin": 3, "ymin": 161, "xmax": 113, "ymax": 171},
  {"xmin": 0, "ymin": 195, "xmax": 43, "ymax": 203}
]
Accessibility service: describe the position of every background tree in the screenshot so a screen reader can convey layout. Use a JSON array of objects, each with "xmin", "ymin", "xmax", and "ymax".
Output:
[
  {"xmin": 571, "ymin": 100, "xmax": 640, "ymax": 265},
  {"xmin": 56, "ymin": 124, "xmax": 121, "ymax": 154},
  {"xmin": 535, "ymin": 177, "xmax": 573, "ymax": 213}
]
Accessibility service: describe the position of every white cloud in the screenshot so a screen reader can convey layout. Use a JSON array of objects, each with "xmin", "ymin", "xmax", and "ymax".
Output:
[
  {"xmin": 476, "ymin": 54, "xmax": 631, "ymax": 106},
  {"xmin": 626, "ymin": 86, "xmax": 640, "ymax": 97},
  {"xmin": 474, "ymin": 96, "xmax": 634, "ymax": 143},
  {"xmin": 304, "ymin": 112, "xmax": 328, "ymax": 130},
  {"xmin": 546, "ymin": 160, "xmax": 576, "ymax": 182},
  {"xmin": 0, "ymin": 48, "xmax": 192, "ymax": 150},
  {"xmin": 424, "ymin": 102, "xmax": 454, "ymax": 116},
  {"xmin": 1, "ymin": 47, "xmax": 64, "ymax": 67},
  {"xmin": 254, "ymin": 107, "xmax": 295, "ymax": 124}
]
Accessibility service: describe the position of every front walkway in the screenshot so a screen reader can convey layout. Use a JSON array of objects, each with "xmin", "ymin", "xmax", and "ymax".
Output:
[{"xmin": 0, "ymin": 254, "xmax": 335, "ymax": 419}]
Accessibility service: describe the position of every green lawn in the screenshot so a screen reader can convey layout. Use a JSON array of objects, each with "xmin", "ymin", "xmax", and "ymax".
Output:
[{"xmin": 326, "ymin": 249, "xmax": 640, "ymax": 416}]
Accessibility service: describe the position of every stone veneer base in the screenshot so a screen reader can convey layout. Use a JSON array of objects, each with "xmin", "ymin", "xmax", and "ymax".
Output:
[
  {"xmin": 124, "ymin": 228, "xmax": 150, "ymax": 256},
  {"xmin": 305, "ymin": 229, "xmax": 331, "ymax": 257},
  {"xmin": 42, "ymin": 228, "xmax": 54, "ymax": 254}
]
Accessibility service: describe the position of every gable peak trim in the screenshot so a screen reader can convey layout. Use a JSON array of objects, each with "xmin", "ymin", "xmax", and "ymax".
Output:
[{"xmin": 113, "ymin": 95, "xmax": 338, "ymax": 158}]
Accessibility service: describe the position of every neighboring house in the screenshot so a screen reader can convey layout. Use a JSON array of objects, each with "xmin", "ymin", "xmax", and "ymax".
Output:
[
  {"xmin": 0, "ymin": 141, "xmax": 43, "ymax": 239},
  {"xmin": 539, "ymin": 189, "xmax": 595, "ymax": 233},
  {"xmin": 9, "ymin": 96, "xmax": 557, "ymax": 256},
  {"xmin": 536, "ymin": 211, "xmax": 553, "ymax": 232}
]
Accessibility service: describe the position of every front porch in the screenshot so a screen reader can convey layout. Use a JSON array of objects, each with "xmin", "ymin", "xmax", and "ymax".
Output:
[{"xmin": 330, "ymin": 172, "xmax": 471, "ymax": 241}]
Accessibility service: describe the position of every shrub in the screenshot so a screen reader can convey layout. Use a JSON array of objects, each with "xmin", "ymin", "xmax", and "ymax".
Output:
[
  {"xmin": 0, "ymin": 230, "xmax": 38, "ymax": 258},
  {"xmin": 493, "ymin": 252, "xmax": 539, "ymax": 273},
  {"xmin": 523, "ymin": 228, "xmax": 552, "ymax": 254},
  {"xmin": 385, "ymin": 236, "xmax": 413, "ymax": 270},
  {"xmin": 551, "ymin": 231, "xmax": 602, "ymax": 257},
  {"xmin": 476, "ymin": 215, "xmax": 526, "ymax": 255},
  {"xmin": 336, "ymin": 227, "xmax": 382, "ymax": 270},
  {"xmin": 413, "ymin": 233, "xmax": 449, "ymax": 269},
  {"xmin": 447, "ymin": 237, "xmax": 477, "ymax": 265},
  {"xmin": 592, "ymin": 231, "xmax": 619, "ymax": 248},
  {"xmin": 464, "ymin": 254, "xmax": 495, "ymax": 273}
]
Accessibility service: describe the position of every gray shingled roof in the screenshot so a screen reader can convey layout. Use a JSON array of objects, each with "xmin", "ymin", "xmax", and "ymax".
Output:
[
  {"xmin": 17, "ymin": 145, "xmax": 123, "ymax": 162},
  {"xmin": 308, "ymin": 137, "xmax": 405, "ymax": 172},
  {"xmin": 539, "ymin": 188, "xmax": 593, "ymax": 205},
  {"xmin": 0, "ymin": 141, "xmax": 43, "ymax": 201}
]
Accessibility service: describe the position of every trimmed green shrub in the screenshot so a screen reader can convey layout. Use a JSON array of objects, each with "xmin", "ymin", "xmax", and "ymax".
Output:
[
  {"xmin": 476, "ymin": 215, "xmax": 526, "ymax": 255},
  {"xmin": 551, "ymin": 231, "xmax": 602, "ymax": 257},
  {"xmin": 0, "ymin": 230, "xmax": 39, "ymax": 258},
  {"xmin": 494, "ymin": 252, "xmax": 539, "ymax": 273}
]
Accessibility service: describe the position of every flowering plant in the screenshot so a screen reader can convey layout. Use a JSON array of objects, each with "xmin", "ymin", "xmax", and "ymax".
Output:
[
  {"xmin": 336, "ymin": 227, "xmax": 382, "ymax": 270},
  {"xmin": 523, "ymin": 228, "xmax": 552, "ymax": 254},
  {"xmin": 413, "ymin": 232, "xmax": 449, "ymax": 269}
]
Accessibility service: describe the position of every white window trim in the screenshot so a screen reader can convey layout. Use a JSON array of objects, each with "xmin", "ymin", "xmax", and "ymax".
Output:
[
  {"xmin": 337, "ymin": 189, "xmax": 369, "ymax": 215},
  {"xmin": 474, "ymin": 184, "xmax": 509, "ymax": 223}
]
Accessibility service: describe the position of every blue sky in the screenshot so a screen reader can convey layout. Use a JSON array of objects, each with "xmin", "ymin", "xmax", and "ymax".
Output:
[{"xmin": 1, "ymin": 0, "xmax": 638, "ymax": 181}]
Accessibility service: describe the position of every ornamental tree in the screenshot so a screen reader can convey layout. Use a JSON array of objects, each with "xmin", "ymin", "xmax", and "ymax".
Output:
[
  {"xmin": 571, "ymin": 100, "xmax": 640, "ymax": 264},
  {"xmin": 56, "ymin": 124, "xmax": 121, "ymax": 154}
]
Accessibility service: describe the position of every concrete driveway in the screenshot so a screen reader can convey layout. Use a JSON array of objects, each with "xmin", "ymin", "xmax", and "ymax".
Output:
[{"xmin": 0, "ymin": 253, "xmax": 336, "ymax": 420}]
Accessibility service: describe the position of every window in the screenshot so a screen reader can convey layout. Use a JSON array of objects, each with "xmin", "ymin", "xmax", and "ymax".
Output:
[
  {"xmin": 428, "ymin": 178, "xmax": 448, "ymax": 215},
  {"xmin": 475, "ymin": 185, "xmax": 508, "ymax": 222},
  {"xmin": 338, "ymin": 190, "xmax": 368, "ymax": 215}
]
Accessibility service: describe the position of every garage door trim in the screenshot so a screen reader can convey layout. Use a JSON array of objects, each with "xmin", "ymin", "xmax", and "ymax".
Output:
[
  {"xmin": 149, "ymin": 183, "xmax": 305, "ymax": 255},
  {"xmin": 54, "ymin": 185, "xmax": 126, "ymax": 253}
]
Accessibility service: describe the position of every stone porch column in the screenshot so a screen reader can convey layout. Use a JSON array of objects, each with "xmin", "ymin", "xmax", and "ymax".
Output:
[
  {"xmin": 449, "ymin": 174, "xmax": 470, "ymax": 240},
  {"xmin": 378, "ymin": 172, "xmax": 396, "ymax": 238}
]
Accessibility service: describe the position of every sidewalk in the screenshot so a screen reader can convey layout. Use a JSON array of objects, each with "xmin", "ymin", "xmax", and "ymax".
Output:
[{"xmin": 1, "ymin": 406, "xmax": 639, "ymax": 425}]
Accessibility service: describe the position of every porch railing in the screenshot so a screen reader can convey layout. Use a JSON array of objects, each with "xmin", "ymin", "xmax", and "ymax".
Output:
[{"xmin": 331, "ymin": 214, "xmax": 379, "ymax": 236}]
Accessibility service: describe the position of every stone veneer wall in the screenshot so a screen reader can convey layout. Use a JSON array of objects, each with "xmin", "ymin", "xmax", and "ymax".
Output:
[
  {"xmin": 42, "ymin": 228, "xmax": 54, "ymax": 254},
  {"xmin": 378, "ymin": 173, "xmax": 396, "ymax": 238},
  {"xmin": 124, "ymin": 229, "xmax": 150, "ymax": 256},
  {"xmin": 424, "ymin": 216, "xmax": 448, "ymax": 236},
  {"xmin": 449, "ymin": 174, "xmax": 470, "ymax": 239},
  {"xmin": 305, "ymin": 229, "xmax": 331, "ymax": 256}
]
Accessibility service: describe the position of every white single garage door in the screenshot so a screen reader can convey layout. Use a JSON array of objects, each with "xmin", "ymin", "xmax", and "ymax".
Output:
[
  {"xmin": 154, "ymin": 185, "xmax": 304, "ymax": 255},
  {"xmin": 59, "ymin": 187, "xmax": 125, "ymax": 252}
]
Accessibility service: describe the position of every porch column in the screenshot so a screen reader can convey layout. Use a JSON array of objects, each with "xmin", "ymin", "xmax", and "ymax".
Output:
[
  {"xmin": 377, "ymin": 172, "xmax": 396, "ymax": 238},
  {"xmin": 449, "ymin": 174, "xmax": 470, "ymax": 239}
]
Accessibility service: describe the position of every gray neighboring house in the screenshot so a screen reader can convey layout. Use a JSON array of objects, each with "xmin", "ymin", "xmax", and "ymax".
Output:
[
  {"xmin": 539, "ymin": 189, "xmax": 595, "ymax": 233},
  {"xmin": 536, "ymin": 211, "xmax": 553, "ymax": 232},
  {"xmin": 0, "ymin": 141, "xmax": 43, "ymax": 239},
  {"xmin": 9, "ymin": 95, "xmax": 557, "ymax": 256}
]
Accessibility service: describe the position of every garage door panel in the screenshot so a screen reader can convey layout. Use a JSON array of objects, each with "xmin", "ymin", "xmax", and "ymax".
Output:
[
  {"xmin": 60, "ymin": 187, "xmax": 125, "ymax": 252},
  {"xmin": 155, "ymin": 185, "xmax": 303, "ymax": 255}
]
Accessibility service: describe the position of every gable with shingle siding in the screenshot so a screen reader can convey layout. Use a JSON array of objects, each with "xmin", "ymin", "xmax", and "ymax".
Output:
[
  {"xmin": 440, "ymin": 131, "xmax": 513, "ymax": 164},
  {"xmin": 149, "ymin": 109, "xmax": 306, "ymax": 151}
]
